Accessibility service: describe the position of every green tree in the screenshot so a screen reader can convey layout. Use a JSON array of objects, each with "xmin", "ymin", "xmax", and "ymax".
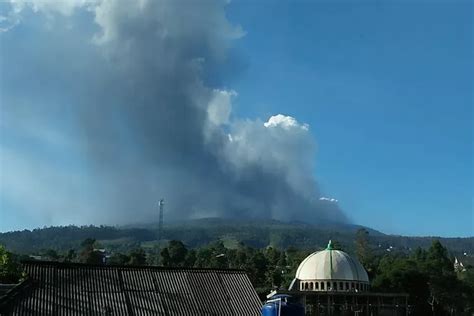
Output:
[
  {"xmin": 0, "ymin": 245, "xmax": 23, "ymax": 283},
  {"xmin": 247, "ymin": 252, "xmax": 268, "ymax": 288},
  {"xmin": 372, "ymin": 255, "xmax": 430, "ymax": 314},
  {"xmin": 184, "ymin": 249, "xmax": 196, "ymax": 267},
  {"xmin": 234, "ymin": 247, "xmax": 250, "ymax": 269},
  {"xmin": 43, "ymin": 249, "xmax": 60, "ymax": 261},
  {"xmin": 277, "ymin": 251, "xmax": 287, "ymax": 268},
  {"xmin": 160, "ymin": 248, "xmax": 171, "ymax": 267},
  {"xmin": 108, "ymin": 253, "xmax": 130, "ymax": 265},
  {"xmin": 268, "ymin": 268, "xmax": 283, "ymax": 288},
  {"xmin": 458, "ymin": 266, "xmax": 474, "ymax": 314},
  {"xmin": 194, "ymin": 247, "xmax": 212, "ymax": 268},
  {"xmin": 331, "ymin": 240, "xmax": 344, "ymax": 251},
  {"xmin": 167, "ymin": 240, "xmax": 188, "ymax": 267},
  {"xmin": 372, "ymin": 240, "xmax": 471, "ymax": 315},
  {"xmin": 355, "ymin": 228, "xmax": 375, "ymax": 277},
  {"xmin": 64, "ymin": 249, "xmax": 76, "ymax": 263},
  {"xmin": 128, "ymin": 248, "xmax": 147, "ymax": 266},
  {"xmin": 265, "ymin": 247, "xmax": 281, "ymax": 266},
  {"xmin": 78, "ymin": 238, "xmax": 103, "ymax": 264},
  {"xmin": 421, "ymin": 240, "xmax": 464, "ymax": 315},
  {"xmin": 209, "ymin": 253, "xmax": 228, "ymax": 269},
  {"xmin": 264, "ymin": 247, "xmax": 284, "ymax": 288}
]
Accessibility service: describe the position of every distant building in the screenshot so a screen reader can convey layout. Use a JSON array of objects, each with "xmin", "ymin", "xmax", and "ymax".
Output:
[
  {"xmin": 268, "ymin": 241, "xmax": 408, "ymax": 316},
  {"xmin": 0, "ymin": 261, "xmax": 262, "ymax": 315},
  {"xmin": 454, "ymin": 257, "xmax": 466, "ymax": 272}
]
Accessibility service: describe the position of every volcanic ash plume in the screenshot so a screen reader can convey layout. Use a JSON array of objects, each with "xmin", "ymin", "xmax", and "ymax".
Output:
[{"xmin": 0, "ymin": 0, "xmax": 348, "ymax": 226}]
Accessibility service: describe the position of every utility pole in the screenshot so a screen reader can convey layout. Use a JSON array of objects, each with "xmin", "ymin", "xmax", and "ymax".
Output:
[{"xmin": 158, "ymin": 199, "xmax": 164, "ymax": 241}]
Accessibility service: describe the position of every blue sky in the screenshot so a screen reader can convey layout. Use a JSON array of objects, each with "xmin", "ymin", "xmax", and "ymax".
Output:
[
  {"xmin": 226, "ymin": 1, "xmax": 473, "ymax": 236},
  {"xmin": 0, "ymin": 0, "xmax": 472, "ymax": 237}
]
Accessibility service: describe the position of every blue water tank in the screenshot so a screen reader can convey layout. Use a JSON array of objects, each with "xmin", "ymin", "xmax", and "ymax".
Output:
[{"xmin": 261, "ymin": 294, "xmax": 305, "ymax": 316}]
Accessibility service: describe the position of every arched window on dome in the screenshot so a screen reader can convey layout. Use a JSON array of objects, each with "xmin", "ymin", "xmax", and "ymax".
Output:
[
  {"xmin": 351, "ymin": 282, "xmax": 355, "ymax": 290},
  {"xmin": 301, "ymin": 283, "xmax": 304, "ymax": 290},
  {"xmin": 345, "ymin": 282, "xmax": 349, "ymax": 290},
  {"xmin": 339, "ymin": 282, "xmax": 343, "ymax": 291},
  {"xmin": 309, "ymin": 282, "xmax": 313, "ymax": 290},
  {"xmin": 321, "ymin": 282, "xmax": 325, "ymax": 290},
  {"xmin": 304, "ymin": 282, "xmax": 309, "ymax": 290},
  {"xmin": 326, "ymin": 282, "xmax": 331, "ymax": 291},
  {"xmin": 315, "ymin": 282, "xmax": 319, "ymax": 290}
]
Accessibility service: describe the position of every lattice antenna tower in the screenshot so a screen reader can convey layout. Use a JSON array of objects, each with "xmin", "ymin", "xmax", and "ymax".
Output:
[{"xmin": 158, "ymin": 198, "xmax": 164, "ymax": 241}]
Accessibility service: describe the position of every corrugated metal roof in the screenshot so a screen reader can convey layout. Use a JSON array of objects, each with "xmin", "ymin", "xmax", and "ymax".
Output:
[{"xmin": 1, "ymin": 261, "xmax": 262, "ymax": 315}]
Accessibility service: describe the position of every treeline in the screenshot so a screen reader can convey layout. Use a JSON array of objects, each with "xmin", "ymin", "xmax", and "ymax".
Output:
[
  {"xmin": 1, "ymin": 220, "xmax": 473, "ymax": 257},
  {"xmin": 0, "ymin": 225, "xmax": 154, "ymax": 254},
  {"xmin": 2, "ymin": 229, "xmax": 474, "ymax": 315}
]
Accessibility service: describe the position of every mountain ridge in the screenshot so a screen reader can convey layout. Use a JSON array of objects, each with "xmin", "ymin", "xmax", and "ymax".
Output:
[{"xmin": 1, "ymin": 218, "xmax": 472, "ymax": 258}]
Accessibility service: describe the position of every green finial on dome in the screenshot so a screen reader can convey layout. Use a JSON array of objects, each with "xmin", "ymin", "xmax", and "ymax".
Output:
[{"xmin": 326, "ymin": 240, "xmax": 333, "ymax": 250}]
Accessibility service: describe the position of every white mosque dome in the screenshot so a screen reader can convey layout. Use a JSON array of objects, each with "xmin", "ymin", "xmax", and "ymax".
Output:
[{"xmin": 290, "ymin": 241, "xmax": 370, "ymax": 292}]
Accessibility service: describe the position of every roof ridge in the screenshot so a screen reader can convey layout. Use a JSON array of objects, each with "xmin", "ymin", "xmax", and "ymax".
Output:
[{"xmin": 20, "ymin": 260, "xmax": 247, "ymax": 273}]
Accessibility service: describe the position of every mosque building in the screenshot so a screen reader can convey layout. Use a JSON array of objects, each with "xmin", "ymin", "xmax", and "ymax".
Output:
[
  {"xmin": 290, "ymin": 240, "xmax": 370, "ymax": 293},
  {"xmin": 264, "ymin": 241, "xmax": 409, "ymax": 316}
]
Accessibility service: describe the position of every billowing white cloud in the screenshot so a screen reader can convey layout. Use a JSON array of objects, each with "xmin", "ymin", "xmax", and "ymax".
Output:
[
  {"xmin": 264, "ymin": 114, "xmax": 309, "ymax": 131},
  {"xmin": 221, "ymin": 114, "xmax": 319, "ymax": 217}
]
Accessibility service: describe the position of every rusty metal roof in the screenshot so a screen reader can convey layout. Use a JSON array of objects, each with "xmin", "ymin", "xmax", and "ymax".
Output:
[{"xmin": 1, "ymin": 261, "xmax": 262, "ymax": 315}]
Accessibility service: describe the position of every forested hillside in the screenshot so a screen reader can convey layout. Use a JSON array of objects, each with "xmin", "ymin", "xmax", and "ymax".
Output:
[{"xmin": 1, "ymin": 219, "xmax": 472, "ymax": 259}]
